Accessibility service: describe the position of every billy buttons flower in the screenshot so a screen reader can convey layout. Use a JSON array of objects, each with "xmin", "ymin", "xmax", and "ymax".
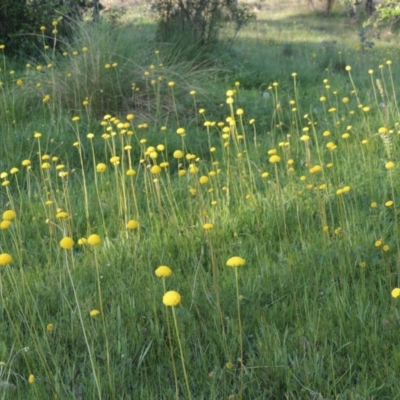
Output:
[{"xmin": 163, "ymin": 291, "xmax": 181, "ymax": 306}]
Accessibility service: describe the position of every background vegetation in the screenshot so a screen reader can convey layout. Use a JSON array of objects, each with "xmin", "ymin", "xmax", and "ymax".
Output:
[{"xmin": 0, "ymin": 0, "xmax": 400, "ymax": 398}]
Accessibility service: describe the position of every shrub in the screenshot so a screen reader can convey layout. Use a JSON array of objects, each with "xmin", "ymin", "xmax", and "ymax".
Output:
[{"xmin": 151, "ymin": 0, "xmax": 255, "ymax": 48}]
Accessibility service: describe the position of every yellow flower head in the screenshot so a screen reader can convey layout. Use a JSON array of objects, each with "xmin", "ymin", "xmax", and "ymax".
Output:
[
  {"xmin": 269, "ymin": 155, "xmax": 281, "ymax": 163},
  {"xmin": 126, "ymin": 220, "xmax": 139, "ymax": 230},
  {"xmin": 385, "ymin": 161, "xmax": 395, "ymax": 170},
  {"xmin": 391, "ymin": 288, "xmax": 400, "ymax": 298},
  {"xmin": 87, "ymin": 234, "xmax": 101, "ymax": 246},
  {"xmin": 90, "ymin": 310, "xmax": 100, "ymax": 317},
  {"xmin": 28, "ymin": 374, "xmax": 34, "ymax": 384},
  {"xmin": 59, "ymin": 237, "xmax": 74, "ymax": 250},
  {"xmin": 3, "ymin": 210, "xmax": 16, "ymax": 221},
  {"xmin": 0, "ymin": 253, "xmax": 12, "ymax": 266},
  {"xmin": 163, "ymin": 291, "xmax": 181, "ymax": 307},
  {"xmin": 96, "ymin": 163, "xmax": 107, "ymax": 173},
  {"xmin": 0, "ymin": 220, "xmax": 11, "ymax": 230},
  {"xmin": 226, "ymin": 256, "xmax": 245, "ymax": 267},
  {"xmin": 155, "ymin": 266, "xmax": 172, "ymax": 278},
  {"xmin": 203, "ymin": 223, "xmax": 214, "ymax": 230},
  {"xmin": 47, "ymin": 324, "xmax": 54, "ymax": 332}
]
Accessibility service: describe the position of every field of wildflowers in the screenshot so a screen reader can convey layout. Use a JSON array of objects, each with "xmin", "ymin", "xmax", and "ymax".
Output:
[{"xmin": 1, "ymin": 3, "xmax": 400, "ymax": 398}]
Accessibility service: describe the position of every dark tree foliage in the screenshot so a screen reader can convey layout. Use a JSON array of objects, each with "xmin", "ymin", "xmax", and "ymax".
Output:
[{"xmin": 0, "ymin": 0, "xmax": 100, "ymax": 55}]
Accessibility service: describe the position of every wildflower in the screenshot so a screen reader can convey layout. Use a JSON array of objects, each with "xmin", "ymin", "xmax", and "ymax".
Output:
[
  {"xmin": 110, "ymin": 156, "xmax": 120, "ymax": 165},
  {"xmin": 203, "ymin": 223, "xmax": 214, "ymax": 230},
  {"xmin": 226, "ymin": 256, "xmax": 245, "ymax": 267},
  {"xmin": 163, "ymin": 291, "xmax": 181, "ymax": 307},
  {"xmin": 151, "ymin": 165, "xmax": 161, "ymax": 174},
  {"xmin": 391, "ymin": 288, "xmax": 400, "ymax": 298},
  {"xmin": 385, "ymin": 161, "xmax": 395, "ymax": 170},
  {"xmin": 189, "ymin": 165, "xmax": 199, "ymax": 174},
  {"xmin": 155, "ymin": 266, "xmax": 172, "ymax": 278},
  {"xmin": 22, "ymin": 160, "xmax": 31, "ymax": 166},
  {"xmin": 269, "ymin": 155, "xmax": 281, "ymax": 163},
  {"xmin": 59, "ymin": 237, "xmax": 74, "ymax": 250},
  {"xmin": 47, "ymin": 324, "xmax": 54, "ymax": 332},
  {"xmin": 378, "ymin": 127, "xmax": 388, "ymax": 134},
  {"xmin": 87, "ymin": 234, "xmax": 101, "ymax": 245},
  {"xmin": 300, "ymin": 135, "xmax": 310, "ymax": 141},
  {"xmin": 370, "ymin": 202, "xmax": 378, "ymax": 208},
  {"xmin": 176, "ymin": 128, "xmax": 185, "ymax": 136},
  {"xmin": 0, "ymin": 221, "xmax": 11, "ymax": 230},
  {"xmin": 3, "ymin": 210, "xmax": 16, "ymax": 221},
  {"xmin": 28, "ymin": 374, "xmax": 34, "ymax": 384},
  {"xmin": 309, "ymin": 165, "xmax": 322, "ymax": 174},
  {"xmin": 345, "ymin": 65, "xmax": 352, "ymax": 71},
  {"xmin": 126, "ymin": 220, "xmax": 139, "ymax": 230},
  {"xmin": 199, "ymin": 176, "xmax": 209, "ymax": 184},
  {"xmin": 126, "ymin": 169, "xmax": 136, "ymax": 176},
  {"xmin": 261, "ymin": 172, "xmax": 269, "ymax": 178},
  {"xmin": 71, "ymin": 116, "xmax": 80, "ymax": 122},
  {"xmin": 173, "ymin": 150, "xmax": 184, "ymax": 159},
  {"xmin": 342, "ymin": 133, "xmax": 350, "ymax": 139},
  {"xmin": 96, "ymin": 163, "xmax": 107, "ymax": 173},
  {"xmin": 0, "ymin": 253, "xmax": 12, "ymax": 266},
  {"xmin": 383, "ymin": 245, "xmax": 390, "ymax": 252},
  {"xmin": 360, "ymin": 262, "xmax": 367, "ymax": 268},
  {"xmin": 90, "ymin": 310, "xmax": 100, "ymax": 317},
  {"xmin": 78, "ymin": 238, "xmax": 87, "ymax": 245},
  {"xmin": 385, "ymin": 200, "xmax": 394, "ymax": 207},
  {"xmin": 56, "ymin": 211, "xmax": 68, "ymax": 219},
  {"xmin": 375, "ymin": 240, "xmax": 382, "ymax": 247}
]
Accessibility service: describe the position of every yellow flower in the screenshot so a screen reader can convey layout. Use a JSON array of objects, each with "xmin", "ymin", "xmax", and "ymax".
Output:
[
  {"xmin": 385, "ymin": 200, "xmax": 394, "ymax": 207},
  {"xmin": 163, "ymin": 291, "xmax": 181, "ymax": 307},
  {"xmin": 126, "ymin": 169, "xmax": 136, "ymax": 176},
  {"xmin": 126, "ymin": 220, "xmax": 139, "ymax": 230},
  {"xmin": 383, "ymin": 245, "xmax": 390, "ymax": 252},
  {"xmin": 226, "ymin": 256, "xmax": 245, "ymax": 267},
  {"xmin": 22, "ymin": 159, "xmax": 31, "ymax": 166},
  {"xmin": 96, "ymin": 163, "xmax": 107, "ymax": 173},
  {"xmin": 87, "ymin": 234, "xmax": 101, "ymax": 245},
  {"xmin": 3, "ymin": 210, "xmax": 16, "ymax": 221},
  {"xmin": 345, "ymin": 65, "xmax": 352, "ymax": 71},
  {"xmin": 199, "ymin": 176, "xmax": 209, "ymax": 184},
  {"xmin": 370, "ymin": 202, "xmax": 378, "ymax": 208},
  {"xmin": 391, "ymin": 288, "xmax": 400, "ymax": 298},
  {"xmin": 90, "ymin": 310, "xmax": 100, "ymax": 317},
  {"xmin": 300, "ymin": 135, "xmax": 310, "ymax": 141},
  {"xmin": 176, "ymin": 128, "xmax": 185, "ymax": 136},
  {"xmin": 0, "ymin": 220, "xmax": 11, "ymax": 230},
  {"xmin": 155, "ymin": 266, "xmax": 172, "ymax": 278},
  {"xmin": 59, "ymin": 237, "xmax": 74, "ymax": 250},
  {"xmin": 78, "ymin": 238, "xmax": 87, "ymax": 245},
  {"xmin": 378, "ymin": 127, "xmax": 388, "ymax": 134},
  {"xmin": 0, "ymin": 253, "xmax": 12, "ymax": 266},
  {"xmin": 110, "ymin": 156, "xmax": 120, "ymax": 165},
  {"xmin": 189, "ymin": 165, "xmax": 199, "ymax": 174},
  {"xmin": 385, "ymin": 161, "xmax": 395, "ymax": 170},
  {"xmin": 269, "ymin": 155, "xmax": 281, "ymax": 163},
  {"xmin": 151, "ymin": 165, "xmax": 161, "ymax": 174},
  {"xmin": 203, "ymin": 223, "xmax": 214, "ymax": 230},
  {"xmin": 28, "ymin": 374, "xmax": 35, "ymax": 384},
  {"xmin": 46, "ymin": 324, "xmax": 54, "ymax": 332},
  {"xmin": 16, "ymin": 79, "xmax": 23, "ymax": 86}
]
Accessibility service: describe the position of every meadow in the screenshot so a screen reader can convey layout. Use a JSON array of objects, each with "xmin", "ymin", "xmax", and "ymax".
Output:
[{"xmin": 1, "ymin": 1, "xmax": 400, "ymax": 398}]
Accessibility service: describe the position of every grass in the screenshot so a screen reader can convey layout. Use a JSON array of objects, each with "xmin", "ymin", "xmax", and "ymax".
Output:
[{"xmin": 0, "ymin": 1, "xmax": 400, "ymax": 398}]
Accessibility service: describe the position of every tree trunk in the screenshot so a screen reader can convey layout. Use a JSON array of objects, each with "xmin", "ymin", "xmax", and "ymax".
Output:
[
  {"xmin": 365, "ymin": 0, "xmax": 374, "ymax": 15},
  {"xmin": 325, "ymin": 0, "xmax": 334, "ymax": 16}
]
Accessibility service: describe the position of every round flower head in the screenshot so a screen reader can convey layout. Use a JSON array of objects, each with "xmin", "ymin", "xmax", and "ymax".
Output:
[
  {"xmin": 1, "ymin": 220, "xmax": 11, "ymax": 230},
  {"xmin": 391, "ymin": 288, "xmax": 400, "ymax": 298},
  {"xmin": 90, "ymin": 310, "xmax": 100, "ymax": 317},
  {"xmin": 203, "ymin": 223, "xmax": 214, "ymax": 230},
  {"xmin": 269, "ymin": 155, "xmax": 281, "ymax": 163},
  {"xmin": 60, "ymin": 237, "xmax": 74, "ymax": 250},
  {"xmin": 96, "ymin": 163, "xmax": 107, "ymax": 173},
  {"xmin": 163, "ymin": 291, "xmax": 181, "ymax": 307},
  {"xmin": 87, "ymin": 234, "xmax": 101, "ymax": 245},
  {"xmin": 0, "ymin": 253, "xmax": 12, "ymax": 266},
  {"xmin": 385, "ymin": 161, "xmax": 395, "ymax": 170},
  {"xmin": 3, "ymin": 210, "xmax": 16, "ymax": 221},
  {"xmin": 155, "ymin": 266, "xmax": 172, "ymax": 278},
  {"xmin": 226, "ymin": 256, "xmax": 245, "ymax": 268},
  {"xmin": 126, "ymin": 220, "xmax": 139, "ymax": 230}
]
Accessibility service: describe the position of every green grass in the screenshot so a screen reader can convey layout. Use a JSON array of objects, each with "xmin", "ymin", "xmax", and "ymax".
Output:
[{"xmin": 0, "ymin": 2, "xmax": 400, "ymax": 399}]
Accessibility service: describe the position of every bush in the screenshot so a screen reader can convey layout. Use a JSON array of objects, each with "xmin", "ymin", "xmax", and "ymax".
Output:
[{"xmin": 151, "ymin": 0, "xmax": 255, "ymax": 48}]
